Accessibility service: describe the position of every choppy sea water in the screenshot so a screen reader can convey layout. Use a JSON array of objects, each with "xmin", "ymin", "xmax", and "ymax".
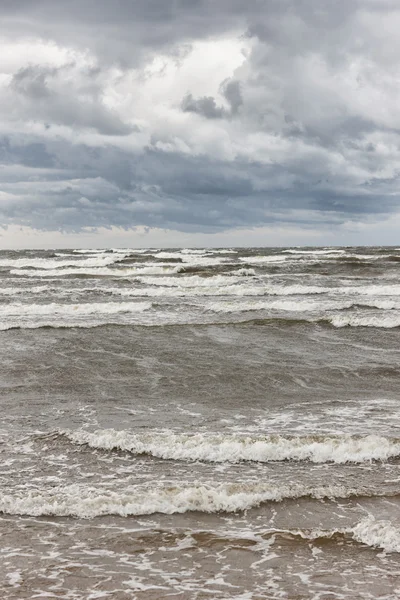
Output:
[{"xmin": 1, "ymin": 246, "xmax": 400, "ymax": 599}]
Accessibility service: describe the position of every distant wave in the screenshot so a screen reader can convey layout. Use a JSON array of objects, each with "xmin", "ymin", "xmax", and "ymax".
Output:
[
  {"xmin": 244, "ymin": 314, "xmax": 400, "ymax": 329},
  {"xmin": 2, "ymin": 310, "xmax": 400, "ymax": 331},
  {"xmin": 134, "ymin": 273, "xmax": 257, "ymax": 287},
  {"xmin": 203, "ymin": 299, "xmax": 400, "ymax": 313},
  {"xmin": 0, "ymin": 285, "xmax": 51, "ymax": 296},
  {"xmin": 0, "ymin": 301, "xmax": 153, "ymax": 330},
  {"xmin": 0, "ymin": 301, "xmax": 152, "ymax": 318},
  {"xmin": 10, "ymin": 265, "xmax": 184, "ymax": 277},
  {"xmin": 4, "ymin": 281, "xmax": 400, "ymax": 306},
  {"xmin": 283, "ymin": 249, "xmax": 346, "ymax": 255},
  {"xmin": 90, "ymin": 282, "xmax": 400, "ymax": 298},
  {"xmin": 328, "ymin": 313, "xmax": 400, "ymax": 328},
  {"xmin": 0, "ymin": 256, "xmax": 122, "ymax": 269},
  {"xmin": 63, "ymin": 430, "xmax": 400, "ymax": 463},
  {"xmin": 95, "ymin": 284, "xmax": 331, "ymax": 297},
  {"xmin": 238, "ymin": 256, "xmax": 288, "ymax": 264}
]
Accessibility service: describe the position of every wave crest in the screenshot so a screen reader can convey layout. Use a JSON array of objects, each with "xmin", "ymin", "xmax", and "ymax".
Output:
[
  {"xmin": 0, "ymin": 482, "xmax": 378, "ymax": 518},
  {"xmin": 63, "ymin": 430, "xmax": 400, "ymax": 464}
]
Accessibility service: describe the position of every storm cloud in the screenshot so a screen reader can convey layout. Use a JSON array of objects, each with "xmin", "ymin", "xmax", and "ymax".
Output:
[{"xmin": 0, "ymin": 0, "xmax": 400, "ymax": 245}]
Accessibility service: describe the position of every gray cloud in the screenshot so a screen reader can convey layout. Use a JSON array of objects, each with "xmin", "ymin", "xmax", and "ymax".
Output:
[
  {"xmin": 182, "ymin": 80, "xmax": 243, "ymax": 119},
  {"xmin": 1, "ymin": 0, "xmax": 255, "ymax": 66},
  {"xmin": 0, "ymin": 137, "xmax": 395, "ymax": 235},
  {"xmin": 222, "ymin": 80, "xmax": 243, "ymax": 115},
  {"xmin": 0, "ymin": 0, "xmax": 400, "ymax": 240},
  {"xmin": 9, "ymin": 64, "xmax": 134, "ymax": 136},
  {"xmin": 181, "ymin": 94, "xmax": 228, "ymax": 119}
]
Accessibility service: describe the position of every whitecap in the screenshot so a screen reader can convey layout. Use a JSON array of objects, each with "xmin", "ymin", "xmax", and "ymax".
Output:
[
  {"xmin": 64, "ymin": 430, "xmax": 400, "ymax": 464},
  {"xmin": 0, "ymin": 481, "xmax": 372, "ymax": 518}
]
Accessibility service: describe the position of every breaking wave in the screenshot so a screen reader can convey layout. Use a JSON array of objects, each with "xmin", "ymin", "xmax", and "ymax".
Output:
[
  {"xmin": 63, "ymin": 430, "xmax": 400, "ymax": 463},
  {"xmin": 283, "ymin": 249, "xmax": 346, "ymax": 256},
  {"xmin": 0, "ymin": 257, "xmax": 120, "ymax": 269},
  {"xmin": 0, "ymin": 482, "xmax": 384, "ymax": 518},
  {"xmin": 256, "ymin": 518, "xmax": 400, "ymax": 553},
  {"xmin": 10, "ymin": 265, "xmax": 184, "ymax": 278},
  {"xmin": 328, "ymin": 313, "xmax": 400, "ymax": 328},
  {"xmin": 0, "ymin": 302, "xmax": 153, "ymax": 330},
  {"xmin": 352, "ymin": 516, "xmax": 400, "ymax": 553}
]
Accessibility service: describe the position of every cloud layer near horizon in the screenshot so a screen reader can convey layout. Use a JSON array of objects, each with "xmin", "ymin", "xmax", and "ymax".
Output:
[{"xmin": 0, "ymin": 0, "xmax": 400, "ymax": 246}]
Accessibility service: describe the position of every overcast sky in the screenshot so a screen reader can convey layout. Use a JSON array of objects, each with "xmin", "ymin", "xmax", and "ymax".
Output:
[{"xmin": 0, "ymin": 0, "xmax": 400, "ymax": 248}]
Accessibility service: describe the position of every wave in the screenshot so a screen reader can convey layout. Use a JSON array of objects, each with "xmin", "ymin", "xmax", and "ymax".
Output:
[
  {"xmin": 72, "ymin": 249, "xmax": 107, "ymax": 254},
  {"xmin": 284, "ymin": 249, "xmax": 346, "ymax": 256},
  {"xmin": 106, "ymin": 286, "xmax": 267, "ymax": 298},
  {"xmin": 328, "ymin": 313, "xmax": 400, "ymax": 328},
  {"xmin": 134, "ymin": 274, "xmax": 257, "ymax": 288},
  {"xmin": 205, "ymin": 299, "xmax": 354, "ymax": 313},
  {"xmin": 239, "ymin": 256, "xmax": 288, "ymax": 264},
  {"xmin": 206, "ymin": 299, "xmax": 400, "ymax": 314},
  {"xmin": 0, "ymin": 285, "xmax": 51, "ymax": 296},
  {"xmin": 72, "ymin": 248, "xmax": 150, "ymax": 255},
  {"xmin": 101, "ymin": 284, "xmax": 331, "ymax": 298},
  {"xmin": 339, "ymin": 284, "xmax": 400, "ymax": 296},
  {"xmin": 2, "ymin": 311, "xmax": 399, "ymax": 332},
  {"xmin": 0, "ymin": 256, "xmax": 123, "ymax": 270},
  {"xmin": 245, "ymin": 311, "xmax": 400, "ymax": 329},
  {"xmin": 352, "ymin": 516, "xmax": 400, "ymax": 553},
  {"xmin": 180, "ymin": 249, "xmax": 237, "ymax": 255},
  {"xmin": 142, "ymin": 252, "xmax": 230, "ymax": 266},
  {"xmin": 0, "ymin": 302, "xmax": 152, "ymax": 330},
  {"xmin": 251, "ymin": 284, "xmax": 400, "ymax": 298},
  {"xmin": 180, "ymin": 249, "xmax": 208, "ymax": 255},
  {"xmin": 0, "ymin": 481, "xmax": 384, "ymax": 518},
  {"xmin": 10, "ymin": 265, "xmax": 184, "ymax": 278},
  {"xmin": 63, "ymin": 430, "xmax": 400, "ymax": 463},
  {"xmin": 245, "ymin": 314, "xmax": 400, "ymax": 329},
  {"xmin": 245, "ymin": 518, "xmax": 400, "ymax": 553}
]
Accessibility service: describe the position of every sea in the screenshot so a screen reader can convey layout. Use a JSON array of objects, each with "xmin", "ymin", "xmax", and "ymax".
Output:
[{"xmin": 1, "ymin": 245, "xmax": 400, "ymax": 599}]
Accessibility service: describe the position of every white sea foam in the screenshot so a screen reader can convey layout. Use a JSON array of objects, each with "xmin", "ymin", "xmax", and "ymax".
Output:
[
  {"xmin": 204, "ymin": 299, "xmax": 355, "ymax": 313},
  {"xmin": 352, "ymin": 516, "xmax": 400, "ymax": 553},
  {"xmin": 207, "ymin": 249, "xmax": 238, "ymax": 254},
  {"xmin": 261, "ymin": 520, "xmax": 400, "ymax": 553},
  {"xmin": 134, "ymin": 274, "xmax": 256, "ymax": 288},
  {"xmin": 0, "ymin": 481, "xmax": 370, "ymax": 518},
  {"xmin": 6, "ymin": 571, "xmax": 22, "ymax": 587},
  {"xmin": 104, "ymin": 285, "xmax": 267, "ymax": 298},
  {"xmin": 0, "ymin": 285, "xmax": 50, "ymax": 296},
  {"xmin": 100, "ymin": 284, "xmax": 332, "ymax": 298},
  {"xmin": 206, "ymin": 298, "xmax": 400, "ymax": 314},
  {"xmin": 72, "ymin": 249, "xmax": 105, "ymax": 253},
  {"xmin": 112, "ymin": 248, "xmax": 152, "ymax": 254},
  {"xmin": 329, "ymin": 313, "xmax": 400, "ymax": 328},
  {"xmin": 264, "ymin": 285, "xmax": 331, "ymax": 295},
  {"xmin": 64, "ymin": 430, "xmax": 400, "ymax": 463},
  {"xmin": 180, "ymin": 248, "xmax": 208, "ymax": 255},
  {"xmin": 345, "ymin": 254, "xmax": 383, "ymax": 261},
  {"xmin": 152, "ymin": 252, "xmax": 229, "ymax": 266},
  {"xmin": 72, "ymin": 248, "xmax": 150, "ymax": 255},
  {"xmin": 0, "ymin": 256, "xmax": 123, "ymax": 269},
  {"xmin": 11, "ymin": 265, "xmax": 183, "ymax": 277},
  {"xmin": 239, "ymin": 256, "xmax": 288, "ymax": 264},
  {"xmin": 339, "ymin": 284, "xmax": 400, "ymax": 296},
  {"xmin": 284, "ymin": 249, "xmax": 346, "ymax": 255},
  {"xmin": 0, "ymin": 302, "xmax": 152, "ymax": 328},
  {"xmin": 236, "ymin": 268, "xmax": 256, "ymax": 276}
]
